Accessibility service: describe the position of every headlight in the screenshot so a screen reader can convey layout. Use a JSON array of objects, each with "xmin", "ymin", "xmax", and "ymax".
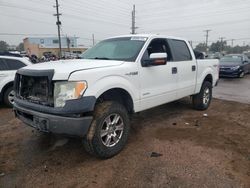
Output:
[
  {"xmin": 54, "ymin": 81, "xmax": 87, "ymax": 107},
  {"xmin": 231, "ymin": 66, "xmax": 240, "ymax": 70}
]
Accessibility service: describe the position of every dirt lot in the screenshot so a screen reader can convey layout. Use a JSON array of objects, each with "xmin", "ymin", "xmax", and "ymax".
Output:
[{"xmin": 0, "ymin": 97, "xmax": 250, "ymax": 188}]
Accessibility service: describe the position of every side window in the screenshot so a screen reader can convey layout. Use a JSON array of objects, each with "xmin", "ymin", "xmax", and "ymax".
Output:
[
  {"xmin": 169, "ymin": 39, "xmax": 192, "ymax": 61},
  {"xmin": 0, "ymin": 59, "xmax": 8, "ymax": 70},
  {"xmin": 244, "ymin": 55, "xmax": 249, "ymax": 62},
  {"xmin": 4, "ymin": 59, "xmax": 26, "ymax": 70},
  {"xmin": 142, "ymin": 38, "xmax": 173, "ymax": 61}
]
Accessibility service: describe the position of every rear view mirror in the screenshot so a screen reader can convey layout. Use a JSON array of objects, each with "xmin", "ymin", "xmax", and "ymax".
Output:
[
  {"xmin": 142, "ymin": 53, "xmax": 167, "ymax": 67},
  {"xmin": 149, "ymin": 53, "xmax": 167, "ymax": 59}
]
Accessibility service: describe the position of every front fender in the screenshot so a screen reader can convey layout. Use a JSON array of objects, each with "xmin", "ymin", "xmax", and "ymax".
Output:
[{"xmin": 84, "ymin": 75, "xmax": 139, "ymax": 102}]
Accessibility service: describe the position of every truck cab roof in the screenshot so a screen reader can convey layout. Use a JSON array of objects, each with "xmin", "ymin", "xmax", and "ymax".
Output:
[{"xmin": 105, "ymin": 34, "xmax": 188, "ymax": 42}]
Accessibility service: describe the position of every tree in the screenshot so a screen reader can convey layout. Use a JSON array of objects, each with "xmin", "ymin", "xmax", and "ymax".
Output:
[
  {"xmin": 0, "ymin": 41, "xmax": 9, "ymax": 52},
  {"xmin": 209, "ymin": 41, "xmax": 227, "ymax": 52},
  {"xmin": 194, "ymin": 43, "xmax": 207, "ymax": 52},
  {"xmin": 16, "ymin": 42, "xmax": 24, "ymax": 51}
]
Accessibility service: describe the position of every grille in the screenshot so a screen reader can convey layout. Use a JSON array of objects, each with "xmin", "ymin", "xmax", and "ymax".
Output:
[
  {"xmin": 16, "ymin": 74, "xmax": 54, "ymax": 106},
  {"xmin": 220, "ymin": 67, "xmax": 231, "ymax": 71}
]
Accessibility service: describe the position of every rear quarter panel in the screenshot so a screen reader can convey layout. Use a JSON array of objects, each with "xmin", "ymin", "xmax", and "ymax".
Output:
[{"xmin": 195, "ymin": 59, "xmax": 219, "ymax": 93}]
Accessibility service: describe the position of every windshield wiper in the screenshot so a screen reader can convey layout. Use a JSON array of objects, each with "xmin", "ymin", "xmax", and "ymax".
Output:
[{"xmin": 93, "ymin": 57, "xmax": 110, "ymax": 60}]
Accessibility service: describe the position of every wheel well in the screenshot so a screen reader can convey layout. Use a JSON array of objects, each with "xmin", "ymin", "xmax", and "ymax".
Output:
[
  {"xmin": 1, "ymin": 82, "xmax": 14, "ymax": 100},
  {"xmin": 204, "ymin": 74, "xmax": 213, "ymax": 85},
  {"xmin": 97, "ymin": 88, "xmax": 134, "ymax": 114}
]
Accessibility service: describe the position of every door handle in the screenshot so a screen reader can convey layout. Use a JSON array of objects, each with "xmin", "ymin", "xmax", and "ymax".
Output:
[
  {"xmin": 0, "ymin": 74, "xmax": 6, "ymax": 77},
  {"xmin": 192, "ymin": 65, "xmax": 196, "ymax": 71},
  {"xmin": 172, "ymin": 67, "xmax": 177, "ymax": 74}
]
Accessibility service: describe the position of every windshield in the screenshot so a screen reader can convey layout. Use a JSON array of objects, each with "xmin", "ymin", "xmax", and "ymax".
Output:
[
  {"xmin": 220, "ymin": 56, "xmax": 242, "ymax": 64},
  {"xmin": 81, "ymin": 37, "xmax": 147, "ymax": 61}
]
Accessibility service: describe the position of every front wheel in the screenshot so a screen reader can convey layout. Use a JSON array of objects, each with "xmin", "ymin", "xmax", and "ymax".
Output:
[
  {"xmin": 83, "ymin": 101, "xmax": 130, "ymax": 159},
  {"xmin": 3, "ymin": 87, "xmax": 15, "ymax": 107},
  {"xmin": 192, "ymin": 81, "xmax": 212, "ymax": 110}
]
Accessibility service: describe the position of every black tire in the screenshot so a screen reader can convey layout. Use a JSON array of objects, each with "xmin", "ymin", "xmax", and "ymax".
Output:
[
  {"xmin": 3, "ymin": 86, "xmax": 15, "ymax": 107},
  {"xmin": 192, "ymin": 81, "xmax": 212, "ymax": 111},
  {"xmin": 83, "ymin": 101, "xmax": 130, "ymax": 159}
]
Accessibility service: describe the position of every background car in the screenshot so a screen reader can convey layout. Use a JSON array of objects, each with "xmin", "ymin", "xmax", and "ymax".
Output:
[
  {"xmin": 0, "ymin": 56, "xmax": 32, "ymax": 107},
  {"xmin": 219, "ymin": 54, "xmax": 250, "ymax": 78}
]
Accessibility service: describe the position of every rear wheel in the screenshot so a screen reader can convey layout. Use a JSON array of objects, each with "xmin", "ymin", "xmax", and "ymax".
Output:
[
  {"xmin": 192, "ymin": 81, "xmax": 212, "ymax": 110},
  {"xmin": 83, "ymin": 101, "xmax": 130, "ymax": 159},
  {"xmin": 3, "ymin": 86, "xmax": 15, "ymax": 107}
]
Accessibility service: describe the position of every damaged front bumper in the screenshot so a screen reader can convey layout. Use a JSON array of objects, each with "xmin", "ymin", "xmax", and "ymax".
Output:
[{"xmin": 13, "ymin": 96, "xmax": 96, "ymax": 137}]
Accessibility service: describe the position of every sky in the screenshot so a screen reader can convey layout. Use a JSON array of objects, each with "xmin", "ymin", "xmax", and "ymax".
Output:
[{"xmin": 0, "ymin": 0, "xmax": 250, "ymax": 47}]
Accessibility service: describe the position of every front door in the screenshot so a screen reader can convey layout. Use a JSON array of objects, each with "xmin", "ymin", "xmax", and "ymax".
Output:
[{"xmin": 139, "ymin": 38, "xmax": 178, "ymax": 111}]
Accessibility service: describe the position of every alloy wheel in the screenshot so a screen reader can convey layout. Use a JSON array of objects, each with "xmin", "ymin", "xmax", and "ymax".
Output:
[{"xmin": 100, "ymin": 113, "xmax": 124, "ymax": 147}]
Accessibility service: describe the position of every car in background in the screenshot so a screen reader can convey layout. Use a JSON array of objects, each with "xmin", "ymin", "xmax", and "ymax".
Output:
[
  {"xmin": 243, "ymin": 51, "xmax": 250, "ymax": 59},
  {"xmin": 219, "ymin": 54, "xmax": 250, "ymax": 78},
  {"xmin": 0, "ymin": 56, "xmax": 32, "ymax": 107},
  {"xmin": 207, "ymin": 52, "xmax": 223, "ymax": 59}
]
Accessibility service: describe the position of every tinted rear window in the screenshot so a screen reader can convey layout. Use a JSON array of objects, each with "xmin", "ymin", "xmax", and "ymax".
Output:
[
  {"xmin": 169, "ymin": 39, "xmax": 192, "ymax": 61},
  {"xmin": 0, "ymin": 58, "xmax": 26, "ymax": 70},
  {"xmin": 0, "ymin": 59, "xmax": 8, "ymax": 70}
]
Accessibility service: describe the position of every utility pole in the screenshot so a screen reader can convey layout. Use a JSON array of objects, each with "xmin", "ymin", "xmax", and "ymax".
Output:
[
  {"xmin": 189, "ymin": 41, "xmax": 193, "ymax": 48},
  {"xmin": 203, "ymin": 29, "xmax": 211, "ymax": 52},
  {"xmin": 219, "ymin": 37, "xmax": 225, "ymax": 53},
  {"xmin": 131, "ymin": 5, "xmax": 138, "ymax": 34},
  {"xmin": 92, "ymin": 34, "xmax": 95, "ymax": 46},
  {"xmin": 54, "ymin": 0, "xmax": 62, "ymax": 58},
  {"xmin": 66, "ymin": 36, "xmax": 70, "ymax": 53},
  {"xmin": 231, "ymin": 39, "xmax": 235, "ymax": 47}
]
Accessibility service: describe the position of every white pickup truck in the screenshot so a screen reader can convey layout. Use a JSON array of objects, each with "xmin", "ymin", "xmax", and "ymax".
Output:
[{"xmin": 14, "ymin": 34, "xmax": 219, "ymax": 158}]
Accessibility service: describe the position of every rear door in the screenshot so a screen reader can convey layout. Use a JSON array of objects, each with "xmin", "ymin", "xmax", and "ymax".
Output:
[
  {"xmin": 0, "ymin": 58, "xmax": 26, "ymax": 92},
  {"xmin": 168, "ymin": 39, "xmax": 197, "ymax": 99}
]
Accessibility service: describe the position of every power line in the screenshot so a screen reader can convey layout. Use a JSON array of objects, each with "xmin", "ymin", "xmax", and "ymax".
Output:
[
  {"xmin": 0, "ymin": 13, "xmax": 55, "ymax": 26},
  {"xmin": 69, "ymin": 0, "xmax": 130, "ymax": 14},
  {"xmin": 138, "ymin": 0, "xmax": 248, "ymax": 12},
  {"xmin": 0, "ymin": 33, "xmax": 58, "ymax": 36},
  {"xmin": 62, "ymin": 13, "xmax": 128, "ymax": 27},
  {"xmin": 146, "ymin": 18, "xmax": 250, "ymax": 32},
  {"xmin": 139, "ymin": 7, "xmax": 250, "ymax": 22},
  {"xmin": 0, "ymin": 2, "xmax": 128, "ymax": 27},
  {"xmin": 0, "ymin": 3, "xmax": 53, "ymax": 15}
]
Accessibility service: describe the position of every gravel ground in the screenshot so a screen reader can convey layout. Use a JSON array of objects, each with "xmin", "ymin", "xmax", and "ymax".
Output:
[{"xmin": 0, "ymin": 98, "xmax": 250, "ymax": 188}]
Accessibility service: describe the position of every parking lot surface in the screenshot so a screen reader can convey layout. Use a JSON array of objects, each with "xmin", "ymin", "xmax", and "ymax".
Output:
[
  {"xmin": 214, "ymin": 75, "xmax": 250, "ymax": 104},
  {"xmin": 1, "ymin": 76, "xmax": 250, "ymax": 188}
]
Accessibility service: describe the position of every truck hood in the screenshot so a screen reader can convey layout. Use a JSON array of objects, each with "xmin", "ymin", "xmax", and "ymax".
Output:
[{"xmin": 21, "ymin": 59, "xmax": 125, "ymax": 80}]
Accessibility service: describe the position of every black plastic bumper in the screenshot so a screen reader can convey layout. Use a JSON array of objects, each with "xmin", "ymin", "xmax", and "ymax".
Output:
[
  {"xmin": 14, "ymin": 96, "xmax": 96, "ymax": 115},
  {"xmin": 13, "ymin": 97, "xmax": 96, "ymax": 137},
  {"xmin": 219, "ymin": 70, "xmax": 243, "ymax": 78}
]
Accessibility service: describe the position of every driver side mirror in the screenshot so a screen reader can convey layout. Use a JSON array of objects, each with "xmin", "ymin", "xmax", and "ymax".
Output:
[{"xmin": 142, "ymin": 53, "xmax": 167, "ymax": 67}]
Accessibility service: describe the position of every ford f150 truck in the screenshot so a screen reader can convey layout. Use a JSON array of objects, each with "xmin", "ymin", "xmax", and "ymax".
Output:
[{"xmin": 13, "ymin": 34, "xmax": 219, "ymax": 158}]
